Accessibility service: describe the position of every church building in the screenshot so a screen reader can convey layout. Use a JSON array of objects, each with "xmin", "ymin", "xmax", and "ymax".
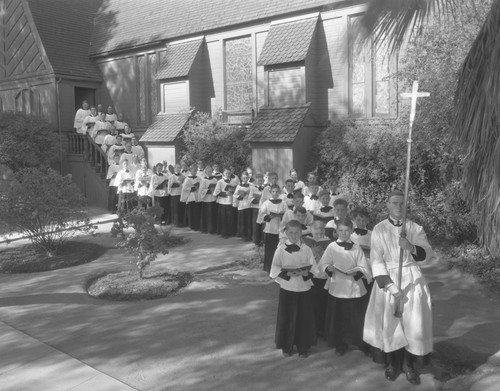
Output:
[{"xmin": 0, "ymin": 0, "xmax": 396, "ymax": 207}]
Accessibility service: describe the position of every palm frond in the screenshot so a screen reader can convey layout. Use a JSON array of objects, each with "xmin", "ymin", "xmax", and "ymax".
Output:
[
  {"xmin": 454, "ymin": 0, "xmax": 500, "ymax": 255},
  {"xmin": 360, "ymin": 0, "xmax": 461, "ymax": 53}
]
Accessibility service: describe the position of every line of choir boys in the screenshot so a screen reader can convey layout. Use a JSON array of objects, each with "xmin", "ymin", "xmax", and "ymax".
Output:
[{"xmin": 108, "ymin": 162, "xmax": 374, "ymax": 356}]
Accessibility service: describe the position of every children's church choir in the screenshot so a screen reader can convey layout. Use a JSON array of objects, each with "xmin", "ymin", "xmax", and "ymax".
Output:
[{"xmin": 85, "ymin": 99, "xmax": 431, "ymax": 384}]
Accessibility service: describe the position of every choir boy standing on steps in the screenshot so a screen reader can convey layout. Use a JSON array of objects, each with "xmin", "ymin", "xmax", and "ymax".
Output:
[
  {"xmin": 135, "ymin": 158, "xmax": 153, "ymax": 209},
  {"xmin": 196, "ymin": 160, "xmax": 205, "ymax": 179},
  {"xmin": 234, "ymin": 171, "xmax": 253, "ymax": 241},
  {"xmin": 302, "ymin": 220, "xmax": 331, "ymax": 338},
  {"xmin": 115, "ymin": 159, "xmax": 136, "ymax": 213},
  {"xmin": 319, "ymin": 218, "xmax": 372, "ymax": 356},
  {"xmin": 107, "ymin": 134, "xmax": 125, "ymax": 164},
  {"xmin": 248, "ymin": 173, "xmax": 265, "ymax": 245},
  {"xmin": 81, "ymin": 106, "xmax": 98, "ymax": 135},
  {"xmin": 212, "ymin": 164, "xmax": 223, "ymax": 180},
  {"xmin": 74, "ymin": 100, "xmax": 90, "ymax": 133},
  {"xmin": 181, "ymin": 163, "xmax": 202, "ymax": 231},
  {"xmin": 258, "ymin": 184, "xmax": 288, "ymax": 273},
  {"xmin": 150, "ymin": 162, "xmax": 170, "ymax": 225},
  {"xmin": 168, "ymin": 163, "xmax": 185, "ymax": 227},
  {"xmin": 363, "ymin": 190, "xmax": 433, "ymax": 386},
  {"xmin": 106, "ymin": 154, "xmax": 121, "ymax": 213},
  {"xmin": 198, "ymin": 165, "xmax": 218, "ymax": 234},
  {"xmin": 270, "ymin": 220, "xmax": 318, "ymax": 358},
  {"xmin": 214, "ymin": 168, "xmax": 239, "ymax": 238}
]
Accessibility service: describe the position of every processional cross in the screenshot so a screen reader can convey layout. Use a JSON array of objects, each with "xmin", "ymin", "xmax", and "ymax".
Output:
[{"xmin": 394, "ymin": 80, "xmax": 430, "ymax": 318}]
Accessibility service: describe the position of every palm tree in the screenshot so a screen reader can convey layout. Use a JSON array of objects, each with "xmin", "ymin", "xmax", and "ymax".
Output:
[{"xmin": 360, "ymin": 0, "xmax": 500, "ymax": 256}]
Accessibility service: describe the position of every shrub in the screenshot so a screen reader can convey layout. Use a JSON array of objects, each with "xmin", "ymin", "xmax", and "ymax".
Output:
[
  {"xmin": 112, "ymin": 206, "xmax": 176, "ymax": 279},
  {"xmin": 0, "ymin": 111, "xmax": 59, "ymax": 172},
  {"xmin": 182, "ymin": 111, "xmax": 251, "ymax": 174},
  {"xmin": 0, "ymin": 167, "xmax": 93, "ymax": 255}
]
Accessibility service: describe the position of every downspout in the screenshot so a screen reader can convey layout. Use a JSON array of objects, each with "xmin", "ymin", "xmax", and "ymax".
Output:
[{"xmin": 56, "ymin": 77, "xmax": 63, "ymax": 173}]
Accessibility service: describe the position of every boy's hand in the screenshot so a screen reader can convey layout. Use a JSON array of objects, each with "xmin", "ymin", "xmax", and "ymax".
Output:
[
  {"xmin": 387, "ymin": 283, "xmax": 402, "ymax": 298},
  {"xmin": 287, "ymin": 270, "xmax": 300, "ymax": 277}
]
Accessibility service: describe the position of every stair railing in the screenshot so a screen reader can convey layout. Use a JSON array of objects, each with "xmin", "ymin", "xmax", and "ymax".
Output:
[{"xmin": 67, "ymin": 132, "xmax": 109, "ymax": 177}]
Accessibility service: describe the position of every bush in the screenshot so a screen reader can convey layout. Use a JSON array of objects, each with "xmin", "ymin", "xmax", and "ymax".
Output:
[
  {"xmin": 313, "ymin": 119, "xmax": 475, "ymax": 242},
  {"xmin": 182, "ymin": 111, "xmax": 251, "ymax": 174},
  {"xmin": 0, "ymin": 167, "xmax": 93, "ymax": 255},
  {"xmin": 112, "ymin": 206, "xmax": 184, "ymax": 279},
  {"xmin": 0, "ymin": 111, "xmax": 59, "ymax": 172}
]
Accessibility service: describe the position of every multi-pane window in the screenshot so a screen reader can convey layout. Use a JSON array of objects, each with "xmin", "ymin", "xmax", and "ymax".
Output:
[
  {"xmin": 349, "ymin": 15, "xmax": 393, "ymax": 118},
  {"xmin": 224, "ymin": 36, "xmax": 253, "ymax": 123}
]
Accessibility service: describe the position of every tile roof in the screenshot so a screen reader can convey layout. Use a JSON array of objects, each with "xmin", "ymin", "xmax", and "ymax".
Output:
[
  {"xmin": 90, "ymin": 0, "xmax": 345, "ymax": 56},
  {"xmin": 27, "ymin": 0, "xmax": 102, "ymax": 80},
  {"xmin": 140, "ymin": 113, "xmax": 191, "ymax": 143},
  {"xmin": 245, "ymin": 104, "xmax": 311, "ymax": 143},
  {"xmin": 257, "ymin": 17, "xmax": 318, "ymax": 66},
  {"xmin": 155, "ymin": 39, "xmax": 203, "ymax": 80}
]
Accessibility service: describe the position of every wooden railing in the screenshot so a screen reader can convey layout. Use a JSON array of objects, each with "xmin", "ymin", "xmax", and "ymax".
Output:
[{"xmin": 67, "ymin": 132, "xmax": 109, "ymax": 177}]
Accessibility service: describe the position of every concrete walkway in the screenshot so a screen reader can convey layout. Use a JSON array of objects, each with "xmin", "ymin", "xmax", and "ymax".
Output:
[{"xmin": 1, "ymin": 208, "xmax": 499, "ymax": 390}]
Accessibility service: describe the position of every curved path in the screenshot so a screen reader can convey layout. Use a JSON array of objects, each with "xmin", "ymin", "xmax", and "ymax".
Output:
[{"xmin": 0, "ymin": 209, "xmax": 499, "ymax": 391}]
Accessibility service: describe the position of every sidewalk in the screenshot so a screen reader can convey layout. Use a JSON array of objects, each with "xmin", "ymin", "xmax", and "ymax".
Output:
[{"xmin": 1, "ymin": 207, "xmax": 499, "ymax": 390}]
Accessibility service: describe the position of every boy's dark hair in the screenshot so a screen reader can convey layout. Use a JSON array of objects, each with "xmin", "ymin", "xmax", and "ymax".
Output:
[
  {"xmin": 268, "ymin": 171, "xmax": 278, "ymax": 177},
  {"xmin": 294, "ymin": 206, "xmax": 307, "ymax": 215},
  {"xmin": 285, "ymin": 179, "xmax": 294, "ymax": 185},
  {"xmin": 308, "ymin": 181, "xmax": 319, "ymax": 187},
  {"xmin": 336, "ymin": 218, "xmax": 353, "ymax": 229},
  {"xmin": 286, "ymin": 219, "xmax": 302, "ymax": 230},
  {"xmin": 270, "ymin": 184, "xmax": 281, "ymax": 191},
  {"xmin": 351, "ymin": 206, "xmax": 370, "ymax": 219},
  {"xmin": 293, "ymin": 192, "xmax": 304, "ymax": 199},
  {"xmin": 333, "ymin": 198, "xmax": 348, "ymax": 207},
  {"xmin": 318, "ymin": 190, "xmax": 330, "ymax": 198}
]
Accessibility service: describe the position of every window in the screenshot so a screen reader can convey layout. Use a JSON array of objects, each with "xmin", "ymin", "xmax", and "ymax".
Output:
[
  {"xmin": 267, "ymin": 65, "xmax": 305, "ymax": 107},
  {"xmin": 136, "ymin": 52, "xmax": 161, "ymax": 125},
  {"xmin": 349, "ymin": 15, "xmax": 394, "ymax": 118},
  {"xmin": 160, "ymin": 81, "xmax": 189, "ymax": 113},
  {"xmin": 224, "ymin": 36, "xmax": 253, "ymax": 123}
]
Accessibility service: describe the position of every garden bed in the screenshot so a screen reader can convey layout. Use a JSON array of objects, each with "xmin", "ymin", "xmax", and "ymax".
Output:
[
  {"xmin": 86, "ymin": 270, "xmax": 193, "ymax": 301},
  {"xmin": 0, "ymin": 241, "xmax": 106, "ymax": 273}
]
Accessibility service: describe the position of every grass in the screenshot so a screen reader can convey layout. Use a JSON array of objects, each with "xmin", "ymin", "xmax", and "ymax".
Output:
[
  {"xmin": 85, "ymin": 270, "xmax": 193, "ymax": 301},
  {"xmin": 0, "ymin": 241, "xmax": 107, "ymax": 273}
]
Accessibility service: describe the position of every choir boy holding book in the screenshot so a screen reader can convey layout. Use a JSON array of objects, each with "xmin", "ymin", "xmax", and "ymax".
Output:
[
  {"xmin": 234, "ymin": 171, "xmax": 253, "ymax": 241},
  {"xmin": 302, "ymin": 221, "xmax": 331, "ymax": 338},
  {"xmin": 168, "ymin": 163, "xmax": 185, "ymax": 227},
  {"xmin": 319, "ymin": 219, "xmax": 372, "ymax": 356},
  {"xmin": 181, "ymin": 163, "xmax": 202, "ymax": 231},
  {"xmin": 214, "ymin": 168, "xmax": 239, "ymax": 238},
  {"xmin": 198, "ymin": 165, "xmax": 218, "ymax": 234},
  {"xmin": 270, "ymin": 220, "xmax": 318, "ymax": 358},
  {"xmin": 150, "ymin": 163, "xmax": 170, "ymax": 225},
  {"xmin": 258, "ymin": 184, "xmax": 288, "ymax": 272},
  {"xmin": 248, "ymin": 173, "xmax": 265, "ymax": 245}
]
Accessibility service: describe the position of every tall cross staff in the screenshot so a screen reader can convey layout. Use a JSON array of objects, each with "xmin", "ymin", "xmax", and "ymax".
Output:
[{"xmin": 394, "ymin": 80, "xmax": 430, "ymax": 318}]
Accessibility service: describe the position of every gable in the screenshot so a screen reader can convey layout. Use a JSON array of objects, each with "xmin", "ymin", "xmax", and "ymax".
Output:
[
  {"xmin": 257, "ymin": 16, "xmax": 318, "ymax": 66},
  {"xmin": 0, "ymin": 0, "xmax": 52, "ymax": 80},
  {"xmin": 155, "ymin": 39, "xmax": 203, "ymax": 80}
]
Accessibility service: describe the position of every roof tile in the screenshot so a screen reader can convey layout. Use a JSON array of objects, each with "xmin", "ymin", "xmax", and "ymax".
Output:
[
  {"xmin": 90, "ymin": 0, "xmax": 342, "ymax": 56},
  {"xmin": 27, "ymin": 0, "xmax": 102, "ymax": 80},
  {"xmin": 245, "ymin": 104, "xmax": 310, "ymax": 143},
  {"xmin": 140, "ymin": 113, "xmax": 191, "ymax": 143},
  {"xmin": 155, "ymin": 39, "xmax": 203, "ymax": 80}
]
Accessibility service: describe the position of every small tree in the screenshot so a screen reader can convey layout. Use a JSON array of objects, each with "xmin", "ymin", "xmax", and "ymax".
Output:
[
  {"xmin": 0, "ymin": 112, "xmax": 60, "ymax": 172},
  {"xmin": 0, "ymin": 167, "xmax": 92, "ymax": 256},
  {"xmin": 112, "ymin": 206, "xmax": 171, "ymax": 279}
]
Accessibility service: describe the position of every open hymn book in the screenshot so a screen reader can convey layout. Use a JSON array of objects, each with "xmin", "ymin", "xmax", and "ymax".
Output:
[
  {"xmin": 281, "ymin": 265, "xmax": 312, "ymax": 273},
  {"xmin": 333, "ymin": 264, "xmax": 363, "ymax": 275}
]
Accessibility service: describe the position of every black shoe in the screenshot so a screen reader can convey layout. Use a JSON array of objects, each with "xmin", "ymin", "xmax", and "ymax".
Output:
[
  {"xmin": 298, "ymin": 351, "xmax": 309, "ymax": 358},
  {"xmin": 385, "ymin": 365, "xmax": 399, "ymax": 381},
  {"xmin": 405, "ymin": 368, "xmax": 421, "ymax": 385},
  {"xmin": 282, "ymin": 349, "xmax": 293, "ymax": 357}
]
